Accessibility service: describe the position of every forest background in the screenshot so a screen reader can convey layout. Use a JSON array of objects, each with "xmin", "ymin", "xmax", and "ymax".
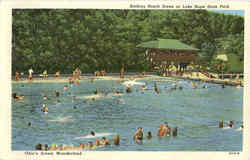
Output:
[{"xmin": 12, "ymin": 10, "xmax": 244, "ymax": 74}]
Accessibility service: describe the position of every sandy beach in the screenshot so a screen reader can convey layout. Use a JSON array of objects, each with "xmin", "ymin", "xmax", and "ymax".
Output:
[{"xmin": 11, "ymin": 72, "xmax": 243, "ymax": 86}]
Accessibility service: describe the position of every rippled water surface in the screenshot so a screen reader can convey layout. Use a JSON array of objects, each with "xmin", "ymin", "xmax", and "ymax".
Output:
[{"xmin": 12, "ymin": 77, "xmax": 243, "ymax": 151}]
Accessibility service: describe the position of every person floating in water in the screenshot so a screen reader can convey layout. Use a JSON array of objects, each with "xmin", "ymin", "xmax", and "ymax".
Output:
[{"xmin": 133, "ymin": 127, "xmax": 143, "ymax": 141}]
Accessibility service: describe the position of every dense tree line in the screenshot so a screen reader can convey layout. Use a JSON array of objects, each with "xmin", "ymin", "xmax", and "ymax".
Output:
[{"xmin": 12, "ymin": 9, "xmax": 244, "ymax": 74}]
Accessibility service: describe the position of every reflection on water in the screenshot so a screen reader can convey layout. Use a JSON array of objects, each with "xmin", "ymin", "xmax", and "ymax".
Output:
[{"xmin": 12, "ymin": 78, "xmax": 243, "ymax": 151}]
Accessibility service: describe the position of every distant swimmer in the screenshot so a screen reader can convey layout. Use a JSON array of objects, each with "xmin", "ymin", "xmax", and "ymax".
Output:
[
  {"xmin": 101, "ymin": 137, "xmax": 110, "ymax": 146},
  {"xmin": 113, "ymin": 134, "xmax": 120, "ymax": 145},
  {"xmin": 94, "ymin": 89, "xmax": 98, "ymax": 95},
  {"xmin": 56, "ymin": 91, "xmax": 60, "ymax": 97},
  {"xmin": 133, "ymin": 127, "xmax": 143, "ymax": 141},
  {"xmin": 69, "ymin": 77, "xmax": 74, "ymax": 84},
  {"xmin": 228, "ymin": 121, "xmax": 234, "ymax": 128},
  {"xmin": 163, "ymin": 122, "xmax": 171, "ymax": 136},
  {"xmin": 28, "ymin": 122, "xmax": 31, "ymax": 127},
  {"xmin": 126, "ymin": 87, "xmax": 132, "ymax": 93},
  {"xmin": 12, "ymin": 93, "xmax": 24, "ymax": 101},
  {"xmin": 157, "ymin": 125, "xmax": 164, "ymax": 136},
  {"xmin": 219, "ymin": 120, "xmax": 223, "ymax": 128},
  {"xmin": 42, "ymin": 104, "xmax": 49, "ymax": 113},
  {"xmin": 141, "ymin": 85, "xmax": 147, "ymax": 91},
  {"xmin": 43, "ymin": 95, "xmax": 49, "ymax": 100},
  {"xmin": 147, "ymin": 131, "xmax": 152, "ymax": 139},
  {"xmin": 154, "ymin": 83, "xmax": 160, "ymax": 94},
  {"xmin": 118, "ymin": 98, "xmax": 125, "ymax": 104},
  {"xmin": 64, "ymin": 85, "xmax": 69, "ymax": 91},
  {"xmin": 172, "ymin": 126, "xmax": 178, "ymax": 137},
  {"xmin": 95, "ymin": 139, "xmax": 100, "ymax": 147},
  {"xmin": 87, "ymin": 142, "xmax": 93, "ymax": 149},
  {"xmin": 202, "ymin": 85, "xmax": 208, "ymax": 89},
  {"xmin": 91, "ymin": 131, "xmax": 95, "ymax": 136}
]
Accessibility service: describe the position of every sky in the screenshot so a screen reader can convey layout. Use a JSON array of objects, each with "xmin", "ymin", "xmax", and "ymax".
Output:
[{"xmin": 212, "ymin": 10, "xmax": 244, "ymax": 16}]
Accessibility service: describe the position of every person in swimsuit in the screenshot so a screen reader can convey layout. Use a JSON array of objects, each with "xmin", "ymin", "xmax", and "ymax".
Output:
[{"xmin": 133, "ymin": 127, "xmax": 143, "ymax": 141}]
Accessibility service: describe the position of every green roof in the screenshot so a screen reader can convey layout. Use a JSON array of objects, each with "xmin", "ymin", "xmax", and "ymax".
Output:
[{"xmin": 137, "ymin": 39, "xmax": 199, "ymax": 51}]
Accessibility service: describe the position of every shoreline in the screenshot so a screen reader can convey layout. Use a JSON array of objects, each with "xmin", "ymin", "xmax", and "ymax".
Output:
[{"xmin": 12, "ymin": 73, "xmax": 243, "ymax": 86}]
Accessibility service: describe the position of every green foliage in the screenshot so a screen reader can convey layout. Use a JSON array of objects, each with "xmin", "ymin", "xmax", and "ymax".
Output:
[{"xmin": 12, "ymin": 9, "xmax": 244, "ymax": 74}]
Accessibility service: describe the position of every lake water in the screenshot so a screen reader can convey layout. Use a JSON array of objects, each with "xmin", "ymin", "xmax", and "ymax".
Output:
[{"xmin": 12, "ymin": 77, "xmax": 243, "ymax": 151}]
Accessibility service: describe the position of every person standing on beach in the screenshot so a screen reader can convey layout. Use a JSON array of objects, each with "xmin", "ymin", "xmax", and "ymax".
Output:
[
  {"xmin": 15, "ymin": 72, "xmax": 19, "ymax": 81},
  {"xmin": 28, "ymin": 68, "xmax": 34, "ymax": 82},
  {"xmin": 120, "ymin": 64, "xmax": 125, "ymax": 79},
  {"xmin": 43, "ymin": 70, "xmax": 48, "ymax": 80}
]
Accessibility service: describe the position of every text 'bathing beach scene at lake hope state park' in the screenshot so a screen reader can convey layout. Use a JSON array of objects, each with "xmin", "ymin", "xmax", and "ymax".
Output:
[{"xmin": 11, "ymin": 9, "xmax": 244, "ymax": 151}]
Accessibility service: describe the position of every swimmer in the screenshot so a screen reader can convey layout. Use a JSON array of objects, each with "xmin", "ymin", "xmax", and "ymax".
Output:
[
  {"xmin": 28, "ymin": 122, "xmax": 31, "ymax": 127},
  {"xmin": 87, "ymin": 142, "xmax": 93, "ymax": 149},
  {"xmin": 219, "ymin": 120, "xmax": 223, "ymax": 128},
  {"xmin": 141, "ymin": 85, "xmax": 147, "ymax": 91},
  {"xmin": 113, "ymin": 134, "xmax": 120, "ymax": 145},
  {"xmin": 228, "ymin": 121, "xmax": 234, "ymax": 128},
  {"xmin": 101, "ymin": 137, "xmax": 110, "ymax": 146},
  {"xmin": 172, "ymin": 126, "xmax": 178, "ymax": 137},
  {"xmin": 95, "ymin": 139, "xmax": 100, "ymax": 146},
  {"xmin": 236, "ymin": 84, "xmax": 241, "ymax": 88},
  {"xmin": 221, "ymin": 84, "xmax": 225, "ymax": 88},
  {"xmin": 12, "ymin": 93, "xmax": 24, "ymax": 101},
  {"xmin": 126, "ymin": 87, "xmax": 132, "ymax": 93},
  {"xmin": 94, "ymin": 89, "xmax": 98, "ymax": 95},
  {"xmin": 147, "ymin": 131, "xmax": 152, "ymax": 139},
  {"xmin": 157, "ymin": 125, "xmax": 164, "ymax": 136},
  {"xmin": 133, "ymin": 127, "xmax": 143, "ymax": 141},
  {"xmin": 91, "ymin": 131, "xmax": 95, "ymax": 136},
  {"xmin": 56, "ymin": 91, "xmax": 60, "ymax": 97},
  {"xmin": 42, "ymin": 104, "xmax": 49, "ymax": 113},
  {"xmin": 90, "ymin": 78, "xmax": 94, "ymax": 83},
  {"xmin": 35, "ymin": 144, "xmax": 42, "ymax": 150},
  {"xmin": 154, "ymin": 83, "xmax": 160, "ymax": 94},
  {"xmin": 130, "ymin": 76, "xmax": 135, "ymax": 80},
  {"xmin": 75, "ymin": 79, "xmax": 79, "ymax": 86},
  {"xmin": 64, "ymin": 85, "xmax": 69, "ymax": 91},
  {"xmin": 202, "ymin": 85, "xmax": 208, "ymax": 89},
  {"xmin": 79, "ymin": 143, "xmax": 85, "ymax": 150},
  {"xmin": 44, "ymin": 144, "xmax": 49, "ymax": 151},
  {"xmin": 43, "ymin": 95, "xmax": 49, "ymax": 100},
  {"xmin": 118, "ymin": 98, "xmax": 125, "ymax": 104},
  {"xmin": 163, "ymin": 122, "xmax": 171, "ymax": 136}
]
